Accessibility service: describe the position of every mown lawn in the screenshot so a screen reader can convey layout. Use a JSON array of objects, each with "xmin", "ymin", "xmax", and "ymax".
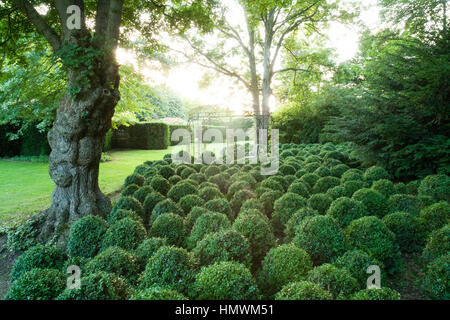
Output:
[{"xmin": 0, "ymin": 148, "xmax": 175, "ymax": 223}]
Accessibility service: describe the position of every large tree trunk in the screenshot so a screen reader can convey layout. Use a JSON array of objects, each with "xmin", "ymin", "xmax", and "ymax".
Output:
[
  {"xmin": 39, "ymin": 67, "xmax": 120, "ymax": 247},
  {"xmin": 261, "ymin": 10, "xmax": 275, "ymax": 131}
]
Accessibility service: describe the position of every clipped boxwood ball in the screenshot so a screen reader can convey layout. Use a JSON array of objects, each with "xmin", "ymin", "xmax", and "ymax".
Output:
[
  {"xmin": 314, "ymin": 166, "xmax": 332, "ymax": 178},
  {"xmin": 133, "ymin": 186, "xmax": 154, "ymax": 204},
  {"xmin": 178, "ymin": 194, "xmax": 204, "ymax": 216},
  {"xmin": 151, "ymin": 199, "xmax": 183, "ymax": 223},
  {"xmin": 418, "ymin": 174, "xmax": 450, "ymax": 202},
  {"xmin": 86, "ymin": 247, "xmax": 139, "ymax": 284},
  {"xmin": 306, "ymin": 264, "xmax": 359, "ymax": 299},
  {"xmin": 10, "ymin": 245, "xmax": 67, "ymax": 283},
  {"xmin": 388, "ymin": 194, "xmax": 421, "ymax": 216},
  {"xmin": 422, "ymin": 224, "xmax": 449, "ymax": 263},
  {"xmin": 131, "ymin": 286, "xmax": 187, "ymax": 300},
  {"xmin": 422, "ymin": 253, "xmax": 450, "ymax": 300},
  {"xmin": 67, "ymin": 215, "xmax": 108, "ymax": 258},
  {"xmin": 419, "ymin": 201, "xmax": 450, "ymax": 233},
  {"xmin": 122, "ymin": 184, "xmax": 139, "ymax": 196},
  {"xmin": 204, "ymin": 198, "xmax": 232, "ymax": 220},
  {"xmin": 102, "ymin": 217, "xmax": 147, "ymax": 251},
  {"xmin": 158, "ymin": 165, "xmax": 175, "ymax": 180},
  {"xmin": 326, "ymin": 185, "xmax": 347, "ymax": 200},
  {"xmin": 240, "ymin": 198, "xmax": 264, "ymax": 216},
  {"xmin": 189, "ymin": 173, "xmax": 206, "ymax": 184},
  {"xmin": 372, "ymin": 179, "xmax": 395, "ymax": 198},
  {"xmin": 293, "ymin": 215, "xmax": 346, "ymax": 265},
  {"xmin": 169, "ymin": 175, "xmax": 182, "ymax": 185},
  {"xmin": 5, "ymin": 268, "xmax": 65, "ymax": 300},
  {"xmin": 299, "ymin": 173, "xmax": 320, "ymax": 189},
  {"xmin": 363, "ymin": 166, "xmax": 390, "ymax": 184},
  {"xmin": 208, "ymin": 173, "xmax": 230, "ymax": 194},
  {"xmin": 227, "ymin": 180, "xmax": 252, "ymax": 199},
  {"xmin": 342, "ymin": 180, "xmax": 365, "ymax": 197},
  {"xmin": 345, "ymin": 216, "xmax": 400, "ymax": 272},
  {"xmin": 260, "ymin": 177, "xmax": 285, "ymax": 192},
  {"xmin": 279, "ymin": 164, "xmax": 296, "ymax": 176},
  {"xmin": 308, "ymin": 193, "xmax": 333, "ymax": 215},
  {"xmin": 134, "ymin": 237, "xmax": 167, "ymax": 269},
  {"xmin": 193, "ymin": 229, "xmax": 252, "ymax": 268},
  {"xmin": 272, "ymin": 193, "xmax": 307, "ymax": 235},
  {"xmin": 233, "ymin": 213, "xmax": 277, "ymax": 267},
  {"xmin": 259, "ymin": 244, "xmax": 313, "ymax": 297},
  {"xmin": 334, "ymin": 250, "xmax": 384, "ymax": 287},
  {"xmin": 312, "ymin": 176, "xmax": 340, "ymax": 194},
  {"xmin": 107, "ymin": 209, "xmax": 143, "ymax": 226},
  {"xmin": 230, "ymin": 189, "xmax": 256, "ymax": 215},
  {"xmin": 150, "ymin": 175, "xmax": 171, "ymax": 196},
  {"xmin": 143, "ymin": 192, "xmax": 165, "ymax": 222},
  {"xmin": 192, "ymin": 261, "xmax": 260, "ymax": 300},
  {"xmin": 275, "ymin": 281, "xmax": 332, "ymax": 300},
  {"xmin": 111, "ymin": 196, "xmax": 145, "ymax": 219},
  {"xmin": 185, "ymin": 206, "xmax": 211, "ymax": 231},
  {"xmin": 394, "ymin": 182, "xmax": 407, "ymax": 195},
  {"xmin": 382, "ymin": 211, "xmax": 423, "ymax": 252},
  {"xmin": 350, "ymin": 287, "xmax": 401, "ymax": 300},
  {"xmin": 326, "ymin": 197, "xmax": 367, "ymax": 228},
  {"xmin": 142, "ymin": 246, "xmax": 195, "ymax": 294},
  {"xmin": 330, "ymin": 164, "xmax": 350, "ymax": 178},
  {"xmin": 260, "ymin": 190, "xmax": 284, "ymax": 217},
  {"xmin": 352, "ymin": 188, "xmax": 387, "ymax": 218},
  {"xmin": 198, "ymin": 186, "xmax": 223, "ymax": 202},
  {"xmin": 288, "ymin": 181, "xmax": 310, "ymax": 198},
  {"xmin": 167, "ymin": 182, "xmax": 197, "ymax": 203},
  {"xmin": 123, "ymin": 173, "xmax": 145, "ymax": 188},
  {"xmin": 187, "ymin": 212, "xmax": 231, "ymax": 249},
  {"xmin": 56, "ymin": 271, "xmax": 130, "ymax": 300},
  {"xmin": 180, "ymin": 167, "xmax": 196, "ymax": 180},
  {"xmin": 149, "ymin": 213, "xmax": 186, "ymax": 247},
  {"xmin": 284, "ymin": 208, "xmax": 319, "ymax": 242},
  {"xmin": 341, "ymin": 170, "xmax": 363, "ymax": 184}
]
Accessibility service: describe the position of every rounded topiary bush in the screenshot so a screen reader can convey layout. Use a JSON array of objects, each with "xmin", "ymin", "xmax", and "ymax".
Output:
[
  {"xmin": 307, "ymin": 193, "xmax": 333, "ymax": 215},
  {"xmin": 341, "ymin": 169, "xmax": 363, "ymax": 184},
  {"xmin": 131, "ymin": 286, "xmax": 187, "ymax": 300},
  {"xmin": 151, "ymin": 199, "xmax": 182, "ymax": 223},
  {"xmin": 418, "ymin": 174, "xmax": 450, "ymax": 202},
  {"xmin": 193, "ymin": 229, "xmax": 251, "ymax": 268},
  {"xmin": 382, "ymin": 211, "xmax": 423, "ymax": 252},
  {"xmin": 261, "ymin": 178, "xmax": 285, "ymax": 192},
  {"xmin": 275, "ymin": 281, "xmax": 332, "ymax": 300},
  {"xmin": 134, "ymin": 237, "xmax": 167, "ymax": 269},
  {"xmin": 330, "ymin": 164, "xmax": 350, "ymax": 178},
  {"xmin": 342, "ymin": 180, "xmax": 365, "ymax": 197},
  {"xmin": 363, "ymin": 166, "xmax": 390, "ymax": 184},
  {"xmin": 352, "ymin": 188, "xmax": 387, "ymax": 218},
  {"xmin": 326, "ymin": 197, "xmax": 367, "ymax": 228},
  {"xmin": 102, "ymin": 218, "xmax": 147, "ymax": 251},
  {"xmin": 111, "ymin": 196, "xmax": 145, "ymax": 219},
  {"xmin": 107, "ymin": 209, "xmax": 143, "ymax": 226},
  {"xmin": 158, "ymin": 165, "xmax": 175, "ymax": 180},
  {"xmin": 167, "ymin": 182, "xmax": 197, "ymax": 203},
  {"xmin": 371, "ymin": 179, "xmax": 395, "ymax": 198},
  {"xmin": 192, "ymin": 261, "xmax": 260, "ymax": 300},
  {"xmin": 284, "ymin": 208, "xmax": 319, "ymax": 242},
  {"xmin": 258, "ymin": 244, "xmax": 313, "ymax": 297},
  {"xmin": 419, "ymin": 201, "xmax": 450, "ymax": 233},
  {"xmin": 185, "ymin": 206, "xmax": 210, "ymax": 231},
  {"xmin": 86, "ymin": 247, "xmax": 140, "ymax": 284},
  {"xmin": 388, "ymin": 194, "xmax": 421, "ymax": 216},
  {"xmin": 422, "ymin": 224, "xmax": 449, "ymax": 262},
  {"xmin": 345, "ymin": 216, "xmax": 400, "ymax": 272},
  {"xmin": 123, "ymin": 173, "xmax": 145, "ymax": 188},
  {"xmin": 306, "ymin": 264, "xmax": 359, "ymax": 299},
  {"xmin": 260, "ymin": 190, "xmax": 283, "ymax": 217},
  {"xmin": 56, "ymin": 272, "xmax": 130, "ymax": 300},
  {"xmin": 204, "ymin": 198, "xmax": 232, "ymax": 220},
  {"xmin": 198, "ymin": 186, "xmax": 223, "ymax": 202},
  {"xmin": 122, "ymin": 184, "xmax": 140, "ymax": 196},
  {"xmin": 422, "ymin": 253, "xmax": 450, "ymax": 300},
  {"xmin": 272, "ymin": 193, "xmax": 307, "ymax": 235},
  {"xmin": 149, "ymin": 213, "xmax": 186, "ymax": 247},
  {"xmin": 169, "ymin": 175, "xmax": 182, "ymax": 185},
  {"xmin": 133, "ymin": 186, "xmax": 154, "ymax": 204},
  {"xmin": 143, "ymin": 192, "xmax": 165, "ymax": 222},
  {"xmin": 293, "ymin": 215, "xmax": 346, "ymax": 265},
  {"xmin": 150, "ymin": 175, "xmax": 171, "ymax": 196},
  {"xmin": 326, "ymin": 185, "xmax": 348, "ymax": 200},
  {"xmin": 230, "ymin": 189, "xmax": 255, "ymax": 215},
  {"xmin": 142, "ymin": 246, "xmax": 196, "ymax": 294},
  {"xmin": 5, "ymin": 268, "xmax": 65, "ymax": 300},
  {"xmin": 178, "ymin": 194, "xmax": 204, "ymax": 216},
  {"xmin": 314, "ymin": 166, "xmax": 332, "ymax": 178},
  {"xmin": 10, "ymin": 245, "xmax": 67, "ymax": 283},
  {"xmin": 288, "ymin": 181, "xmax": 310, "ymax": 198},
  {"xmin": 208, "ymin": 173, "xmax": 230, "ymax": 194},
  {"xmin": 351, "ymin": 287, "xmax": 401, "ymax": 300},
  {"xmin": 67, "ymin": 215, "xmax": 108, "ymax": 258},
  {"xmin": 312, "ymin": 176, "xmax": 340, "ymax": 194},
  {"xmin": 279, "ymin": 164, "xmax": 296, "ymax": 176},
  {"xmin": 334, "ymin": 250, "xmax": 384, "ymax": 287},
  {"xmin": 187, "ymin": 212, "xmax": 231, "ymax": 249},
  {"xmin": 394, "ymin": 182, "xmax": 407, "ymax": 195},
  {"xmin": 300, "ymin": 173, "xmax": 320, "ymax": 189},
  {"xmin": 227, "ymin": 180, "xmax": 252, "ymax": 199}
]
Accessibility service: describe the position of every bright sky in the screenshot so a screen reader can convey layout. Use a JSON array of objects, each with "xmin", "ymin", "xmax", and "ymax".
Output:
[{"xmin": 116, "ymin": 0, "xmax": 382, "ymax": 113}]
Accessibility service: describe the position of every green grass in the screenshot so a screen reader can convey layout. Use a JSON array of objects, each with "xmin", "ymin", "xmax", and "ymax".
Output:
[{"xmin": 0, "ymin": 148, "xmax": 175, "ymax": 223}]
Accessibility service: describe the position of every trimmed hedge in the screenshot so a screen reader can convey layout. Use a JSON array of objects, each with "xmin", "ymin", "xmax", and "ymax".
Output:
[
  {"xmin": 113, "ymin": 122, "xmax": 170, "ymax": 150},
  {"xmin": 275, "ymin": 281, "xmax": 333, "ymax": 300}
]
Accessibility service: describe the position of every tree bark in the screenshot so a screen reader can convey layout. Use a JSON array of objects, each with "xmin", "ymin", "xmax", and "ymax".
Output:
[{"xmin": 261, "ymin": 10, "xmax": 276, "ymax": 130}]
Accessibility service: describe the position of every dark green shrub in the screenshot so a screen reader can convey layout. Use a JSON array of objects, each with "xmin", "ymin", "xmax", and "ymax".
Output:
[
  {"xmin": 134, "ymin": 237, "xmax": 167, "ymax": 269},
  {"xmin": 167, "ymin": 182, "xmax": 197, "ymax": 203},
  {"xmin": 371, "ymin": 179, "xmax": 395, "ymax": 198},
  {"xmin": 382, "ymin": 211, "xmax": 423, "ymax": 252},
  {"xmin": 158, "ymin": 165, "xmax": 175, "ymax": 179},
  {"xmin": 422, "ymin": 253, "xmax": 450, "ymax": 300},
  {"xmin": 151, "ymin": 199, "xmax": 182, "ymax": 223},
  {"xmin": 208, "ymin": 173, "xmax": 230, "ymax": 194},
  {"xmin": 288, "ymin": 181, "xmax": 310, "ymax": 198},
  {"xmin": 334, "ymin": 250, "xmax": 384, "ymax": 287},
  {"xmin": 326, "ymin": 185, "xmax": 347, "ymax": 200},
  {"xmin": 307, "ymin": 193, "xmax": 333, "ymax": 215},
  {"xmin": 388, "ymin": 194, "xmax": 421, "ymax": 216},
  {"xmin": 178, "ymin": 194, "xmax": 204, "ymax": 216},
  {"xmin": 275, "ymin": 281, "xmax": 332, "ymax": 300},
  {"xmin": 279, "ymin": 164, "xmax": 296, "ymax": 176},
  {"xmin": 149, "ymin": 213, "xmax": 186, "ymax": 247},
  {"xmin": 259, "ymin": 244, "xmax": 313, "ymax": 297},
  {"xmin": 111, "ymin": 196, "xmax": 145, "ymax": 219},
  {"xmin": 102, "ymin": 218, "xmax": 147, "ymax": 251},
  {"xmin": 260, "ymin": 190, "xmax": 283, "ymax": 217},
  {"xmin": 284, "ymin": 208, "xmax": 319, "ymax": 242},
  {"xmin": 133, "ymin": 186, "xmax": 154, "ymax": 204},
  {"xmin": 418, "ymin": 195, "xmax": 437, "ymax": 210},
  {"xmin": 142, "ymin": 246, "xmax": 195, "ymax": 294},
  {"xmin": 351, "ymin": 287, "xmax": 401, "ymax": 300},
  {"xmin": 56, "ymin": 272, "xmax": 130, "ymax": 300},
  {"xmin": 394, "ymin": 182, "xmax": 407, "ymax": 194},
  {"xmin": 143, "ymin": 192, "xmax": 165, "ymax": 224},
  {"xmin": 232, "ymin": 214, "xmax": 277, "ymax": 267},
  {"xmin": 312, "ymin": 176, "xmax": 340, "ymax": 194},
  {"xmin": 5, "ymin": 268, "xmax": 65, "ymax": 300},
  {"xmin": 150, "ymin": 175, "xmax": 171, "ymax": 196},
  {"xmin": 169, "ymin": 175, "xmax": 182, "ymax": 185},
  {"xmin": 122, "ymin": 184, "xmax": 140, "ymax": 196},
  {"xmin": 193, "ymin": 230, "xmax": 251, "ymax": 268},
  {"xmin": 134, "ymin": 164, "xmax": 151, "ymax": 176},
  {"xmin": 422, "ymin": 224, "xmax": 449, "ymax": 262},
  {"xmin": 363, "ymin": 166, "xmax": 390, "ymax": 184},
  {"xmin": 123, "ymin": 173, "xmax": 145, "ymax": 188},
  {"xmin": 204, "ymin": 198, "xmax": 232, "ymax": 220},
  {"xmin": 67, "ymin": 215, "xmax": 108, "ymax": 258},
  {"xmin": 86, "ymin": 247, "xmax": 140, "ymax": 284},
  {"xmin": 406, "ymin": 180, "xmax": 420, "ymax": 195},
  {"xmin": 418, "ymin": 174, "xmax": 450, "ymax": 202},
  {"xmin": 10, "ymin": 245, "xmax": 67, "ymax": 283},
  {"xmin": 341, "ymin": 170, "xmax": 363, "ymax": 183},
  {"xmin": 107, "ymin": 209, "xmax": 143, "ymax": 226},
  {"xmin": 352, "ymin": 188, "xmax": 387, "ymax": 218},
  {"xmin": 419, "ymin": 201, "xmax": 450, "ymax": 233},
  {"xmin": 260, "ymin": 178, "xmax": 285, "ymax": 192},
  {"xmin": 230, "ymin": 189, "xmax": 255, "ymax": 215},
  {"xmin": 230, "ymin": 172, "xmax": 257, "ymax": 187},
  {"xmin": 227, "ymin": 180, "xmax": 252, "ymax": 199},
  {"xmin": 295, "ymin": 169, "xmax": 307, "ymax": 178},
  {"xmin": 204, "ymin": 165, "xmax": 221, "ymax": 177},
  {"xmin": 198, "ymin": 186, "xmax": 223, "ymax": 202},
  {"xmin": 304, "ymin": 162, "xmax": 321, "ymax": 173},
  {"xmin": 330, "ymin": 164, "xmax": 350, "ymax": 178},
  {"xmin": 306, "ymin": 264, "xmax": 359, "ymax": 299},
  {"xmin": 192, "ymin": 261, "xmax": 260, "ymax": 300},
  {"xmin": 185, "ymin": 206, "xmax": 211, "ymax": 231},
  {"xmin": 300, "ymin": 173, "xmax": 320, "ymax": 188},
  {"xmin": 272, "ymin": 193, "xmax": 307, "ymax": 235},
  {"xmin": 342, "ymin": 180, "xmax": 365, "ymax": 197},
  {"xmin": 123, "ymin": 122, "xmax": 169, "ymax": 150},
  {"xmin": 283, "ymin": 174, "xmax": 296, "ymax": 187},
  {"xmin": 240, "ymin": 198, "xmax": 264, "ymax": 215},
  {"xmin": 293, "ymin": 216, "xmax": 346, "ymax": 265},
  {"xmin": 345, "ymin": 216, "xmax": 400, "ymax": 272},
  {"xmin": 131, "ymin": 286, "xmax": 187, "ymax": 300},
  {"xmin": 327, "ymin": 197, "xmax": 367, "ymax": 228},
  {"xmin": 187, "ymin": 212, "xmax": 231, "ymax": 249}
]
